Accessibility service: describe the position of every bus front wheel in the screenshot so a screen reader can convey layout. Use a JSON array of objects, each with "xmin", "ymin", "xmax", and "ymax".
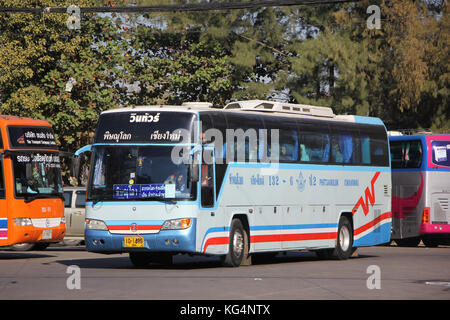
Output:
[{"xmin": 222, "ymin": 218, "xmax": 250, "ymax": 267}]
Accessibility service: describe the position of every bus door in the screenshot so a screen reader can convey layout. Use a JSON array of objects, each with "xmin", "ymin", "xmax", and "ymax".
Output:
[
  {"xmin": 0, "ymin": 156, "xmax": 7, "ymax": 246},
  {"xmin": 201, "ymin": 146, "xmax": 216, "ymax": 208}
]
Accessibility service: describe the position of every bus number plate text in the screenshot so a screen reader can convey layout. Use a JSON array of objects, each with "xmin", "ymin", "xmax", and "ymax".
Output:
[{"xmin": 124, "ymin": 236, "xmax": 145, "ymax": 248}]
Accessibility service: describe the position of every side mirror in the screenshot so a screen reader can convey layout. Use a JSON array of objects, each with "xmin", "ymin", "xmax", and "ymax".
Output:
[{"xmin": 190, "ymin": 151, "xmax": 200, "ymax": 182}]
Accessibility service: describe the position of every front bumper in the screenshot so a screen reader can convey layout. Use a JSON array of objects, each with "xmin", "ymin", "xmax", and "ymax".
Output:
[{"xmin": 85, "ymin": 219, "xmax": 197, "ymax": 254}]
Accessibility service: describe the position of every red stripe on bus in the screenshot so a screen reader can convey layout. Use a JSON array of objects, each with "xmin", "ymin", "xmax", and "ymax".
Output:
[
  {"xmin": 251, "ymin": 232, "xmax": 337, "ymax": 243},
  {"xmin": 203, "ymin": 232, "xmax": 337, "ymax": 253},
  {"xmin": 354, "ymin": 212, "xmax": 391, "ymax": 236},
  {"xmin": 202, "ymin": 237, "xmax": 229, "ymax": 253}
]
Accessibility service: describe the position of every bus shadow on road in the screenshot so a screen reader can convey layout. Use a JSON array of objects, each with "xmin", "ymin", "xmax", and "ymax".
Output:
[
  {"xmin": 0, "ymin": 252, "xmax": 56, "ymax": 260},
  {"xmin": 55, "ymin": 250, "xmax": 378, "ymax": 270}
]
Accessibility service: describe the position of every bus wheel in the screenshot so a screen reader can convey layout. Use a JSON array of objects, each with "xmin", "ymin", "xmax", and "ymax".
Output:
[
  {"xmin": 10, "ymin": 243, "xmax": 35, "ymax": 251},
  {"xmin": 334, "ymin": 215, "xmax": 354, "ymax": 260},
  {"xmin": 222, "ymin": 218, "xmax": 249, "ymax": 267}
]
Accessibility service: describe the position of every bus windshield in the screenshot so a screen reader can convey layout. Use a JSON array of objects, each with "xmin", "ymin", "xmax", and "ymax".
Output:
[
  {"xmin": 87, "ymin": 145, "xmax": 196, "ymax": 202},
  {"xmin": 12, "ymin": 152, "xmax": 63, "ymax": 200}
]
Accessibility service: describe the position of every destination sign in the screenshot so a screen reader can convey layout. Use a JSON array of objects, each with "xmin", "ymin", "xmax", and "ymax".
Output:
[
  {"xmin": 94, "ymin": 111, "xmax": 196, "ymax": 144},
  {"xmin": 8, "ymin": 126, "xmax": 58, "ymax": 149}
]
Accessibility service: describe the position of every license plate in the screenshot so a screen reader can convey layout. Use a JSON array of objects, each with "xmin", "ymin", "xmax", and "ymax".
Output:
[
  {"xmin": 124, "ymin": 236, "xmax": 145, "ymax": 248},
  {"xmin": 42, "ymin": 229, "xmax": 52, "ymax": 240}
]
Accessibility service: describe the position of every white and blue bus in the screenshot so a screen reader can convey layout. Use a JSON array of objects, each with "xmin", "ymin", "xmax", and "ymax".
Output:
[{"xmin": 84, "ymin": 100, "xmax": 391, "ymax": 267}]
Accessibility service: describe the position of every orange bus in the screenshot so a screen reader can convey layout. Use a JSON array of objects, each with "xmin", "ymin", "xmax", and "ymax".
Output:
[{"xmin": 0, "ymin": 115, "xmax": 65, "ymax": 250}]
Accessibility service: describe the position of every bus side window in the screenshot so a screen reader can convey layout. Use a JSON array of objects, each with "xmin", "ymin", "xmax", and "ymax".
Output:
[
  {"xmin": 390, "ymin": 141, "xmax": 403, "ymax": 168},
  {"xmin": 361, "ymin": 135, "xmax": 371, "ymax": 165},
  {"xmin": 404, "ymin": 141, "xmax": 423, "ymax": 168},
  {"xmin": 360, "ymin": 126, "xmax": 389, "ymax": 167},
  {"xmin": 0, "ymin": 159, "xmax": 5, "ymax": 198},
  {"xmin": 330, "ymin": 123, "xmax": 361, "ymax": 165},
  {"xmin": 279, "ymin": 129, "xmax": 299, "ymax": 162},
  {"xmin": 302, "ymin": 133, "xmax": 329, "ymax": 163}
]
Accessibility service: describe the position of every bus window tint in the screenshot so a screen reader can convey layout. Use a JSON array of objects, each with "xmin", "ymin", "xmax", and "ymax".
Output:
[
  {"xmin": 389, "ymin": 140, "xmax": 422, "ymax": 168},
  {"xmin": 431, "ymin": 140, "xmax": 450, "ymax": 167},
  {"xmin": 405, "ymin": 141, "xmax": 422, "ymax": 168},
  {"xmin": 266, "ymin": 118, "xmax": 299, "ymax": 163},
  {"xmin": 330, "ymin": 123, "xmax": 361, "ymax": 165},
  {"xmin": 360, "ymin": 126, "xmax": 389, "ymax": 167},
  {"xmin": 224, "ymin": 113, "xmax": 263, "ymax": 162},
  {"xmin": 278, "ymin": 130, "xmax": 299, "ymax": 162},
  {"xmin": 298, "ymin": 120, "xmax": 330, "ymax": 163},
  {"xmin": 390, "ymin": 141, "xmax": 403, "ymax": 168}
]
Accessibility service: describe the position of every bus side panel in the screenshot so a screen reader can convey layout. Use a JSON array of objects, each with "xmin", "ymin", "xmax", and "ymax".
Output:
[
  {"xmin": 350, "ymin": 171, "xmax": 392, "ymax": 247},
  {"xmin": 201, "ymin": 165, "xmax": 391, "ymax": 254},
  {"xmin": 391, "ymin": 170, "xmax": 424, "ymax": 239},
  {"xmin": 197, "ymin": 207, "xmax": 229, "ymax": 255},
  {"xmin": 422, "ymin": 170, "xmax": 450, "ymax": 235}
]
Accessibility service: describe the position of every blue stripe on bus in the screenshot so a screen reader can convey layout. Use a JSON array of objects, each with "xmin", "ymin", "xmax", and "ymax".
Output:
[
  {"xmin": 229, "ymin": 162, "xmax": 391, "ymax": 172},
  {"xmin": 0, "ymin": 219, "xmax": 7, "ymax": 228},
  {"xmin": 353, "ymin": 223, "xmax": 391, "ymax": 247}
]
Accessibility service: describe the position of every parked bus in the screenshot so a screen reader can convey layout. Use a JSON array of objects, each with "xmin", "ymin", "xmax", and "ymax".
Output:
[
  {"xmin": 390, "ymin": 133, "xmax": 450, "ymax": 247},
  {"xmin": 0, "ymin": 115, "xmax": 65, "ymax": 250},
  {"xmin": 84, "ymin": 100, "xmax": 391, "ymax": 267}
]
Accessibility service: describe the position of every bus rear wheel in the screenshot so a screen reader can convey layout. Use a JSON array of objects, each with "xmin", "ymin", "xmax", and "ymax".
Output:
[{"xmin": 222, "ymin": 218, "xmax": 250, "ymax": 267}]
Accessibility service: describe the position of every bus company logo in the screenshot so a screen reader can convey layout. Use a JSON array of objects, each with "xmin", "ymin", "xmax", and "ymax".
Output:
[
  {"xmin": 130, "ymin": 223, "xmax": 138, "ymax": 232},
  {"xmin": 352, "ymin": 172, "xmax": 380, "ymax": 216},
  {"xmin": 17, "ymin": 134, "xmax": 25, "ymax": 144},
  {"xmin": 296, "ymin": 172, "xmax": 306, "ymax": 192},
  {"xmin": 129, "ymin": 112, "xmax": 160, "ymax": 123}
]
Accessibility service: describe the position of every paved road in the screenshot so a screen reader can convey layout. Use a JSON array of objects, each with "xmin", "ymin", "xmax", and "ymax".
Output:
[{"xmin": 0, "ymin": 245, "xmax": 449, "ymax": 301}]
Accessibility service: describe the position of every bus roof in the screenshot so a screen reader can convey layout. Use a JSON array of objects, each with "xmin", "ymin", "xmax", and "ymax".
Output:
[
  {"xmin": 100, "ymin": 101, "xmax": 385, "ymax": 126},
  {"xmin": 0, "ymin": 115, "xmax": 52, "ymax": 127}
]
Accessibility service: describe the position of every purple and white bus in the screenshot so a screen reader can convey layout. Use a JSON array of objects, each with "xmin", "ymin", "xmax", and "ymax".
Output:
[{"xmin": 390, "ymin": 134, "xmax": 450, "ymax": 247}]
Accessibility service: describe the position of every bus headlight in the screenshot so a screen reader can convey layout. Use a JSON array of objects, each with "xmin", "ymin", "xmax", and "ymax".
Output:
[
  {"xmin": 14, "ymin": 218, "xmax": 33, "ymax": 226},
  {"xmin": 161, "ymin": 218, "xmax": 192, "ymax": 230},
  {"xmin": 85, "ymin": 218, "xmax": 108, "ymax": 231}
]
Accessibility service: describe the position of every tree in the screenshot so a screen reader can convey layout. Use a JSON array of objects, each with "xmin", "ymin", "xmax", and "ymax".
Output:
[{"xmin": 0, "ymin": 0, "xmax": 127, "ymax": 152}]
